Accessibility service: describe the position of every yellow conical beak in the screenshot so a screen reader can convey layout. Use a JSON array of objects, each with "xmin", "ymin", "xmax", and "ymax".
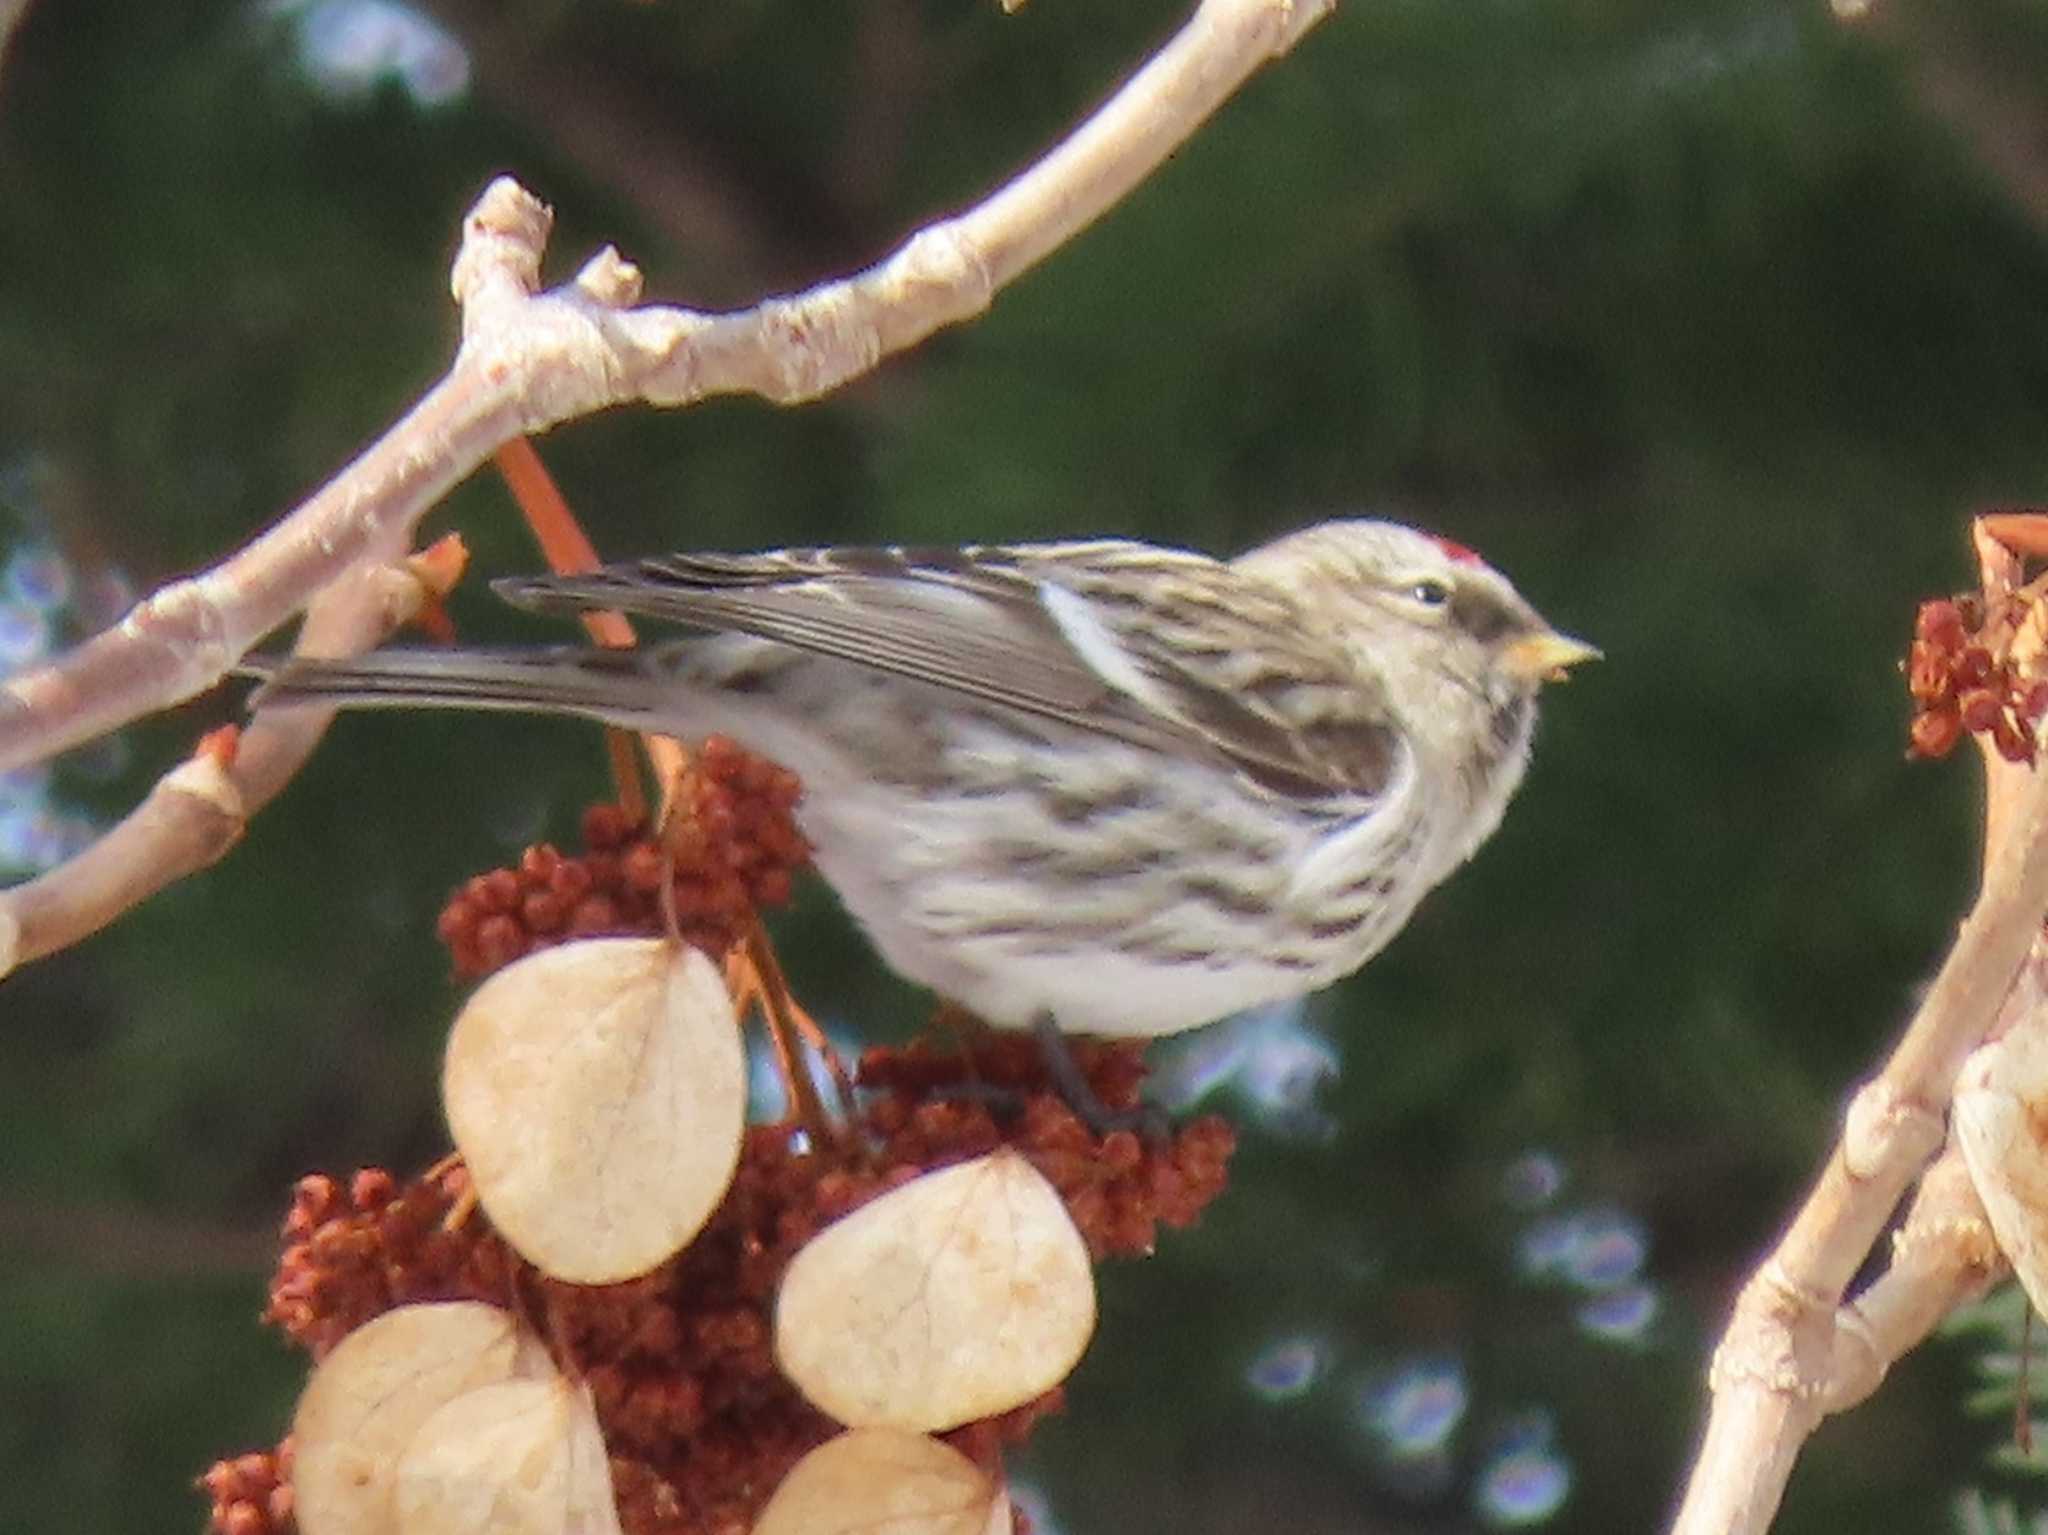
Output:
[{"xmin": 1503, "ymin": 630, "xmax": 1601, "ymax": 685}]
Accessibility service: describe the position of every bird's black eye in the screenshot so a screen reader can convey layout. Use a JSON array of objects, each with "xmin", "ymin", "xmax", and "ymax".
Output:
[{"xmin": 1409, "ymin": 579, "xmax": 1451, "ymax": 608}]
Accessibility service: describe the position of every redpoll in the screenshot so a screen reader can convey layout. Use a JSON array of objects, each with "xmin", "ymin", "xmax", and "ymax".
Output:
[{"xmin": 250, "ymin": 520, "xmax": 1594, "ymax": 1037}]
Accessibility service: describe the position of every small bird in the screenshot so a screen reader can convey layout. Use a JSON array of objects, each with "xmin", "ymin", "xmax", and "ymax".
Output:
[{"xmin": 250, "ymin": 520, "xmax": 1593, "ymax": 1038}]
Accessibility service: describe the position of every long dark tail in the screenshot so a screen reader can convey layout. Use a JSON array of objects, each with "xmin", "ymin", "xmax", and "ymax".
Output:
[{"xmin": 240, "ymin": 645, "xmax": 673, "ymax": 728}]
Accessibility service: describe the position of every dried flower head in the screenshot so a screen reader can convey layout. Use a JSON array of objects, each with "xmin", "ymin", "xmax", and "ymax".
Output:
[
  {"xmin": 1905, "ymin": 590, "xmax": 2048, "ymax": 764},
  {"xmin": 214, "ymin": 1033, "xmax": 1233, "ymax": 1535},
  {"xmin": 435, "ymin": 737, "xmax": 807, "ymax": 978}
]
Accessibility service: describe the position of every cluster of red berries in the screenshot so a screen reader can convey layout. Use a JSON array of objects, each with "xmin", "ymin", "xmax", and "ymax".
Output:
[
  {"xmin": 435, "ymin": 736, "xmax": 808, "ymax": 976},
  {"xmin": 1906, "ymin": 595, "xmax": 2048, "ymax": 763},
  {"xmin": 859, "ymin": 1035, "xmax": 1230, "ymax": 1255},
  {"xmin": 199, "ymin": 1446, "xmax": 293, "ymax": 1535},
  {"xmin": 262, "ymin": 1164, "xmax": 513, "ymax": 1359},
  {"xmin": 203, "ymin": 1039, "xmax": 1233, "ymax": 1535}
]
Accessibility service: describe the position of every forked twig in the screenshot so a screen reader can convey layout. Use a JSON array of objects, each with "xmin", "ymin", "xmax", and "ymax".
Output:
[
  {"xmin": 0, "ymin": 544, "xmax": 464, "ymax": 976},
  {"xmin": 0, "ymin": 0, "xmax": 1331, "ymax": 781},
  {"xmin": 0, "ymin": 0, "xmax": 1334, "ymax": 976},
  {"xmin": 1671, "ymin": 519, "xmax": 2048, "ymax": 1534},
  {"xmin": 0, "ymin": 0, "xmax": 1335, "ymax": 978}
]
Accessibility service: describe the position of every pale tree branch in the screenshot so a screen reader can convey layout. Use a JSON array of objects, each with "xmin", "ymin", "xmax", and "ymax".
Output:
[
  {"xmin": 0, "ymin": 0, "xmax": 1333, "ymax": 972},
  {"xmin": 0, "ymin": 0, "xmax": 1329, "ymax": 780},
  {"xmin": 1669, "ymin": 524, "xmax": 2048, "ymax": 1535},
  {"xmin": 1673, "ymin": 1139, "xmax": 2006, "ymax": 1535},
  {"xmin": 1822, "ymin": 1140, "xmax": 2005, "ymax": 1417},
  {"xmin": 0, "ymin": 549, "xmax": 459, "ymax": 977}
]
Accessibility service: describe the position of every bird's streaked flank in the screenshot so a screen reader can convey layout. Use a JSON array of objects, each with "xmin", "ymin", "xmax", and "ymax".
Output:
[{"xmin": 249, "ymin": 520, "xmax": 1594, "ymax": 1037}]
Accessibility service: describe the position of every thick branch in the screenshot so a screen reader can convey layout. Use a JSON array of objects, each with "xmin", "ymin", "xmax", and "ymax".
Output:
[
  {"xmin": 0, "ymin": 557, "xmax": 447, "ymax": 976},
  {"xmin": 0, "ymin": 0, "xmax": 1331, "ymax": 779},
  {"xmin": 1825, "ymin": 1141, "xmax": 2005, "ymax": 1416},
  {"xmin": 1670, "ymin": 526, "xmax": 2048, "ymax": 1535},
  {"xmin": 0, "ymin": 372, "xmax": 490, "ymax": 774},
  {"xmin": 1674, "ymin": 1143, "xmax": 2003, "ymax": 1535}
]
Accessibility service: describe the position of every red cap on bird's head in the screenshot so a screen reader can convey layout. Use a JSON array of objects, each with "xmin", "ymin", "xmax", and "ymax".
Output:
[{"xmin": 1426, "ymin": 533, "xmax": 1484, "ymax": 568}]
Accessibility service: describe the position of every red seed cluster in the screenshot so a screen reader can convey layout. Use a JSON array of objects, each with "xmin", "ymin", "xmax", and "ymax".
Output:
[
  {"xmin": 1907, "ymin": 594, "xmax": 2048, "ymax": 763},
  {"xmin": 435, "ymin": 737, "xmax": 808, "ymax": 977},
  {"xmin": 198, "ymin": 1445, "xmax": 292, "ymax": 1535},
  {"xmin": 858, "ymin": 1035, "xmax": 1233, "ymax": 1256},
  {"xmin": 209, "ymin": 1037, "xmax": 1234, "ymax": 1535},
  {"xmin": 262, "ymin": 1164, "xmax": 513, "ymax": 1359}
]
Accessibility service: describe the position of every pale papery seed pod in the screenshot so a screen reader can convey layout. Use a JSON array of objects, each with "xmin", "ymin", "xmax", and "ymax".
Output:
[
  {"xmin": 394, "ymin": 1377, "xmax": 623, "ymax": 1535},
  {"xmin": 1953, "ymin": 965, "xmax": 2048, "ymax": 1318},
  {"xmin": 442, "ymin": 937, "xmax": 746, "ymax": 1284},
  {"xmin": 750, "ymin": 1428, "xmax": 1011, "ymax": 1535},
  {"xmin": 292, "ymin": 1302, "xmax": 556, "ymax": 1535},
  {"xmin": 774, "ymin": 1150, "xmax": 1096, "ymax": 1431},
  {"xmin": 2011, "ymin": 588, "xmax": 2048, "ymax": 676}
]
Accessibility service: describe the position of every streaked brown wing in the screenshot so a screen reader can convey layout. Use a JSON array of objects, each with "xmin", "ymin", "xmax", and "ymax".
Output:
[
  {"xmin": 496, "ymin": 544, "xmax": 1129, "ymax": 720},
  {"xmin": 495, "ymin": 542, "xmax": 1398, "ymax": 798},
  {"xmin": 1035, "ymin": 551, "xmax": 1401, "ymax": 799}
]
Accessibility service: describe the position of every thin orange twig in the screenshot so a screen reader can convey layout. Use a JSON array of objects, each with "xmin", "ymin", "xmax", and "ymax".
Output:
[{"xmin": 491, "ymin": 437, "xmax": 685, "ymax": 796}]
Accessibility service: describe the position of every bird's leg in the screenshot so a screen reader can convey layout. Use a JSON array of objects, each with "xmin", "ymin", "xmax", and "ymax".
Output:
[
  {"xmin": 937, "ymin": 1000, "xmax": 1016, "ymax": 1103},
  {"xmin": 726, "ymin": 923, "xmax": 852, "ymax": 1151},
  {"xmin": 927, "ymin": 1002, "xmax": 1028, "ymax": 1121},
  {"xmin": 747, "ymin": 919, "xmax": 857, "ymax": 1121},
  {"xmin": 927, "ymin": 1008, "xmax": 1163, "ymax": 1139},
  {"xmin": 1032, "ymin": 1014, "xmax": 1170, "ymax": 1143},
  {"xmin": 638, "ymin": 731, "xmax": 841, "ymax": 1147},
  {"xmin": 725, "ymin": 940, "xmax": 806, "ymax": 1118}
]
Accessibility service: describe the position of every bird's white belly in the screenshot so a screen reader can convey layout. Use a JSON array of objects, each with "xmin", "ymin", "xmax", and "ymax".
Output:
[
  {"xmin": 700, "ymin": 661, "xmax": 1445, "ymax": 1039},
  {"xmin": 799, "ymin": 734, "xmax": 1434, "ymax": 1037}
]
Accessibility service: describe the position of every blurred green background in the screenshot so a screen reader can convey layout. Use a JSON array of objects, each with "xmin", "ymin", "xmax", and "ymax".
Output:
[{"xmin": 5, "ymin": 0, "xmax": 2048, "ymax": 1530}]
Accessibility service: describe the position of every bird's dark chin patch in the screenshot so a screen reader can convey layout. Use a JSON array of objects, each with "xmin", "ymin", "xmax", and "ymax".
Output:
[
  {"xmin": 1462, "ymin": 695, "xmax": 1537, "ymax": 801},
  {"xmin": 1489, "ymin": 695, "xmax": 1536, "ymax": 755}
]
